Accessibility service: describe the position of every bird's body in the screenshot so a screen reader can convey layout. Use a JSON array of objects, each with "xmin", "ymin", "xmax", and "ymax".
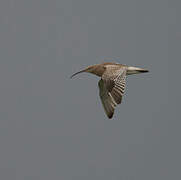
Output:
[{"xmin": 71, "ymin": 62, "xmax": 148, "ymax": 119}]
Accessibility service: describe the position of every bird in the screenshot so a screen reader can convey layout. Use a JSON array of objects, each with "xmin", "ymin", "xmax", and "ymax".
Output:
[{"xmin": 71, "ymin": 62, "xmax": 149, "ymax": 119}]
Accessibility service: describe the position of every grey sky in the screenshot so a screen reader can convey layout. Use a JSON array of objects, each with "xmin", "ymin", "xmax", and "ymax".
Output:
[{"xmin": 0, "ymin": 0, "xmax": 179, "ymax": 179}]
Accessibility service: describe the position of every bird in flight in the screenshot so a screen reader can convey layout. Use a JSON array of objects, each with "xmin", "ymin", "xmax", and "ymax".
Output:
[{"xmin": 71, "ymin": 62, "xmax": 149, "ymax": 119}]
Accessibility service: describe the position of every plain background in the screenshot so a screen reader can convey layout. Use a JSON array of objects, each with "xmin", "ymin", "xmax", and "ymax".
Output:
[{"xmin": 0, "ymin": 0, "xmax": 180, "ymax": 179}]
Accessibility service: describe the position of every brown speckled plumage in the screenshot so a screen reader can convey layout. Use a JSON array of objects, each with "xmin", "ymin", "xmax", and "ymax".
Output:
[{"xmin": 71, "ymin": 62, "xmax": 148, "ymax": 119}]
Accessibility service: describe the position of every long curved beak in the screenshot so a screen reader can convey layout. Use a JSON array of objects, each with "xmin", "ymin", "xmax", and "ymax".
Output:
[{"xmin": 70, "ymin": 69, "xmax": 86, "ymax": 78}]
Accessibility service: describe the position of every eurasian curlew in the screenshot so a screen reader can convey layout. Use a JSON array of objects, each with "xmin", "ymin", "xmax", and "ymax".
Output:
[{"xmin": 71, "ymin": 62, "xmax": 149, "ymax": 119}]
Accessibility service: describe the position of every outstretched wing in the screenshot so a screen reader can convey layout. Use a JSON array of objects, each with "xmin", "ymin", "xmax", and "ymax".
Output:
[
  {"xmin": 102, "ymin": 68, "xmax": 127, "ymax": 104},
  {"xmin": 98, "ymin": 79, "xmax": 117, "ymax": 119}
]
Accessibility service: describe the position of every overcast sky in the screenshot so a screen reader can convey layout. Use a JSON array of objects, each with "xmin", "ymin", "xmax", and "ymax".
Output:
[{"xmin": 0, "ymin": 0, "xmax": 180, "ymax": 179}]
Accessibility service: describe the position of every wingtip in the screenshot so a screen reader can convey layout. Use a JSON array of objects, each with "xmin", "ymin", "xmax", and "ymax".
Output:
[
  {"xmin": 139, "ymin": 69, "xmax": 149, "ymax": 73},
  {"xmin": 108, "ymin": 113, "xmax": 114, "ymax": 119}
]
